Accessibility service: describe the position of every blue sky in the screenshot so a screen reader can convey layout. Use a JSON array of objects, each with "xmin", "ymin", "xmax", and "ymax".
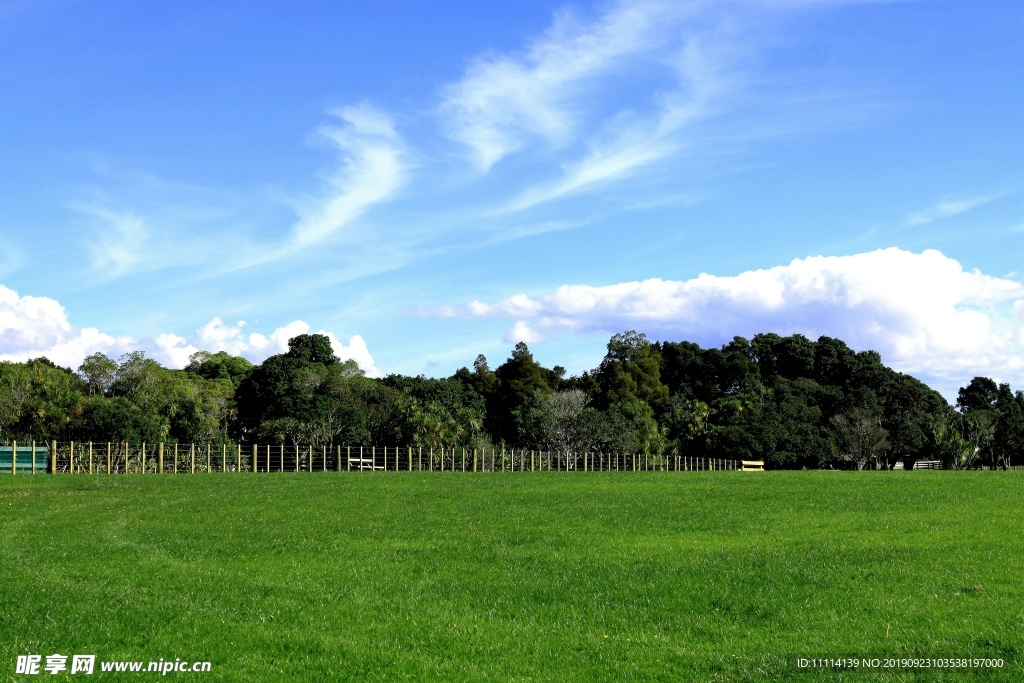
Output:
[{"xmin": 1, "ymin": 0, "xmax": 1022, "ymax": 398}]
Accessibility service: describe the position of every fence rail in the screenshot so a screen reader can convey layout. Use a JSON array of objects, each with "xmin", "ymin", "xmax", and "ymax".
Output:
[{"xmin": 0, "ymin": 442, "xmax": 741, "ymax": 474}]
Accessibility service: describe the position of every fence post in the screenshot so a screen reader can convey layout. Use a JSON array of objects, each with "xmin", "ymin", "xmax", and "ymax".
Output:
[
  {"xmin": 89, "ymin": 442, "xmax": 94, "ymax": 474},
  {"xmin": 50, "ymin": 440, "xmax": 57, "ymax": 473},
  {"xmin": 158, "ymin": 443, "xmax": 164, "ymax": 473},
  {"xmin": 11, "ymin": 441, "xmax": 15, "ymax": 476},
  {"xmin": 141, "ymin": 442, "xmax": 147, "ymax": 474},
  {"xmin": 106, "ymin": 442, "xmax": 111, "ymax": 474},
  {"xmin": 32, "ymin": 441, "xmax": 36, "ymax": 474}
]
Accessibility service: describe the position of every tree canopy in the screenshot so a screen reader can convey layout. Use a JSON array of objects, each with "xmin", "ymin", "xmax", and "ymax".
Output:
[{"xmin": 0, "ymin": 331, "xmax": 1020, "ymax": 469}]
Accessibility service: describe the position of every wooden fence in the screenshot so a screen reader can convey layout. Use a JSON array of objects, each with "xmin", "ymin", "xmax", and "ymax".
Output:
[{"xmin": 1, "ymin": 442, "xmax": 741, "ymax": 474}]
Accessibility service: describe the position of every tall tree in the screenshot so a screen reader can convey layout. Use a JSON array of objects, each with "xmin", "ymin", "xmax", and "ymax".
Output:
[
  {"xmin": 490, "ymin": 342, "xmax": 553, "ymax": 445},
  {"xmin": 596, "ymin": 331, "xmax": 668, "ymax": 411}
]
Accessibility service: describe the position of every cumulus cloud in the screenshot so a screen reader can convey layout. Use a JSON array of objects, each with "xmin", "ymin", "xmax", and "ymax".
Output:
[
  {"xmin": 446, "ymin": 248, "xmax": 1024, "ymax": 396},
  {"xmin": 0, "ymin": 285, "xmax": 133, "ymax": 367},
  {"xmin": 503, "ymin": 320, "xmax": 545, "ymax": 345},
  {"xmin": 154, "ymin": 318, "xmax": 382, "ymax": 377},
  {"xmin": 0, "ymin": 285, "xmax": 381, "ymax": 377}
]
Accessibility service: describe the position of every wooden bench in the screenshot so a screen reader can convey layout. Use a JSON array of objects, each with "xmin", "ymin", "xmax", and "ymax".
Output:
[
  {"xmin": 741, "ymin": 460, "xmax": 764, "ymax": 472},
  {"xmin": 347, "ymin": 457, "xmax": 384, "ymax": 471},
  {"xmin": 912, "ymin": 460, "xmax": 942, "ymax": 470}
]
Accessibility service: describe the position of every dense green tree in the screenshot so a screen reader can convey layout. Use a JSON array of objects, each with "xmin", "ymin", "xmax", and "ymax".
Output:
[
  {"xmin": 68, "ymin": 396, "xmax": 166, "ymax": 443},
  {"xmin": 591, "ymin": 400, "xmax": 665, "ymax": 455},
  {"xmin": 993, "ymin": 385, "xmax": 1024, "ymax": 468},
  {"xmin": 879, "ymin": 372, "xmax": 946, "ymax": 468},
  {"xmin": 79, "ymin": 353, "xmax": 117, "ymax": 396},
  {"xmin": 285, "ymin": 334, "xmax": 339, "ymax": 365},
  {"xmin": 813, "ymin": 336, "xmax": 857, "ymax": 388},
  {"xmin": 957, "ymin": 377, "xmax": 999, "ymax": 412},
  {"xmin": 489, "ymin": 342, "xmax": 553, "ymax": 445},
  {"xmin": 596, "ymin": 331, "xmax": 668, "ymax": 411},
  {"xmin": 659, "ymin": 340, "xmax": 716, "ymax": 401},
  {"xmin": 185, "ymin": 351, "xmax": 253, "ymax": 389},
  {"xmin": 235, "ymin": 335, "xmax": 367, "ymax": 446}
]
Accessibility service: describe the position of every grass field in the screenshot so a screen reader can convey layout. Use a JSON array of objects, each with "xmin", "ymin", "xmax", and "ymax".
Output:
[{"xmin": 1, "ymin": 472, "xmax": 1021, "ymax": 681}]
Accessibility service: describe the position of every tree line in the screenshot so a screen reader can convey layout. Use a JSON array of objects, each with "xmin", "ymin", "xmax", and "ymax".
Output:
[{"xmin": 1, "ymin": 331, "xmax": 1021, "ymax": 469}]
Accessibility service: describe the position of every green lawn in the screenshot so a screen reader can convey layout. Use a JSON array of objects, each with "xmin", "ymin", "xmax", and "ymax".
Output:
[{"xmin": 1, "ymin": 472, "xmax": 1021, "ymax": 681}]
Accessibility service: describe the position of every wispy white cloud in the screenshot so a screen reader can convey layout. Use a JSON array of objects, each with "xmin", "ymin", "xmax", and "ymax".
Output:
[
  {"xmin": 505, "ymin": 37, "xmax": 730, "ymax": 211},
  {"xmin": 438, "ymin": 0, "xmax": 686, "ymax": 171},
  {"xmin": 291, "ymin": 103, "xmax": 408, "ymax": 248},
  {"xmin": 438, "ymin": 0, "xmax": 770, "ymax": 215},
  {"xmin": 66, "ymin": 0, "xmax": 891, "ymax": 290},
  {"xmin": 73, "ymin": 103, "xmax": 409, "ymax": 281},
  {"xmin": 905, "ymin": 193, "xmax": 1000, "ymax": 227},
  {"xmin": 443, "ymin": 248, "xmax": 1024, "ymax": 397},
  {"xmin": 77, "ymin": 205, "xmax": 148, "ymax": 277},
  {"xmin": 0, "ymin": 241, "xmax": 23, "ymax": 277}
]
